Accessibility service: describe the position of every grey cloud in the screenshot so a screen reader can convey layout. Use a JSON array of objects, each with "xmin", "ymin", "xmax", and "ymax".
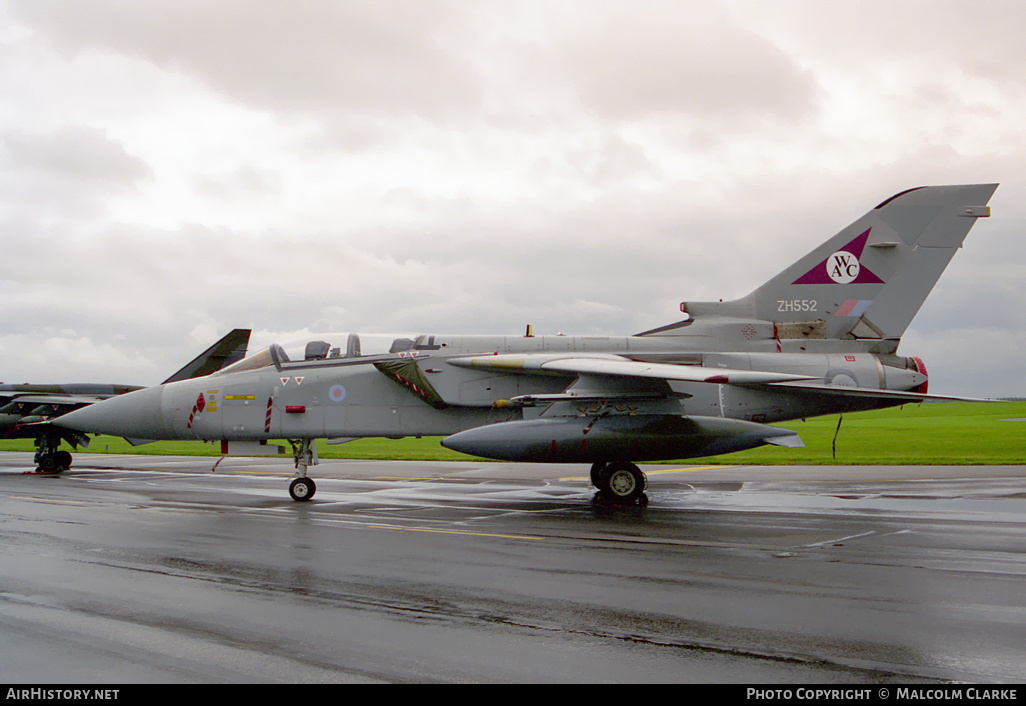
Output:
[
  {"xmin": 530, "ymin": 12, "xmax": 821, "ymax": 124},
  {"xmin": 8, "ymin": 0, "xmax": 484, "ymax": 119},
  {"xmin": 0, "ymin": 126, "xmax": 152, "ymax": 224},
  {"xmin": 9, "ymin": 1, "xmax": 824, "ymax": 131},
  {"xmin": 728, "ymin": 0, "xmax": 1026, "ymax": 89},
  {"xmin": 3, "ymin": 126, "xmax": 152, "ymax": 184}
]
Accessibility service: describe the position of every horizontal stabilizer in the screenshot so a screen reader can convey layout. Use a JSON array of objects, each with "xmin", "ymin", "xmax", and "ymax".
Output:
[{"xmin": 764, "ymin": 381, "xmax": 994, "ymax": 404}]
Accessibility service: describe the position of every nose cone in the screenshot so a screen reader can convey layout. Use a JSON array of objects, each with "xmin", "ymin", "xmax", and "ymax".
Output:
[{"xmin": 56, "ymin": 385, "xmax": 169, "ymax": 439}]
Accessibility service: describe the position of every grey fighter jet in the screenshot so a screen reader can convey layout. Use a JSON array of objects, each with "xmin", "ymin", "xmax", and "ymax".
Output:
[
  {"xmin": 6, "ymin": 328, "xmax": 250, "ymax": 473},
  {"xmin": 55, "ymin": 185, "xmax": 997, "ymax": 503}
]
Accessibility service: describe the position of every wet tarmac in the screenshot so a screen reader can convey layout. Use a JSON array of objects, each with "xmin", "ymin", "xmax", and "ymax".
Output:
[{"xmin": 1, "ymin": 452, "xmax": 1025, "ymax": 683}]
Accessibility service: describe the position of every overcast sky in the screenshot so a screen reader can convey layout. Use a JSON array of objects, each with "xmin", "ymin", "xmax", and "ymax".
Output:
[{"xmin": 1, "ymin": 0, "xmax": 1023, "ymax": 397}]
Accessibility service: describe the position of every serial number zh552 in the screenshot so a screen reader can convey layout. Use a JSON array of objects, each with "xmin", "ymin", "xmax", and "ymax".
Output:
[{"xmin": 777, "ymin": 299, "xmax": 817, "ymax": 312}]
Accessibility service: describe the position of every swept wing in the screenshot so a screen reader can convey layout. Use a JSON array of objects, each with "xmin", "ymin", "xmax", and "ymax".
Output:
[{"xmin": 448, "ymin": 353, "xmax": 816, "ymax": 385}]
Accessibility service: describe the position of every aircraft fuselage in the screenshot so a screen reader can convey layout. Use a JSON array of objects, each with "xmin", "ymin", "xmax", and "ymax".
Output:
[{"xmin": 103, "ymin": 332, "xmax": 925, "ymax": 446}]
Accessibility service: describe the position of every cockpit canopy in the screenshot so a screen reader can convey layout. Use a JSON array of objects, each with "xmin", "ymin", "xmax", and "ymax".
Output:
[{"xmin": 215, "ymin": 333, "xmax": 441, "ymax": 375}]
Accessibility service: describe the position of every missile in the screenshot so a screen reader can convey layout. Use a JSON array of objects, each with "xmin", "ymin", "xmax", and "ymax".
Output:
[{"xmin": 441, "ymin": 414, "xmax": 802, "ymax": 463}]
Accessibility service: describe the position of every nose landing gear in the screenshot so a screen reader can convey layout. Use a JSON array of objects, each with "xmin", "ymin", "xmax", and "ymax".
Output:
[{"xmin": 287, "ymin": 438, "xmax": 317, "ymax": 501}]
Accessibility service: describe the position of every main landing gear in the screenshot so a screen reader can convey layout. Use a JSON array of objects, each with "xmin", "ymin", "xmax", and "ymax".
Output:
[
  {"xmin": 590, "ymin": 461, "xmax": 648, "ymax": 506},
  {"xmin": 34, "ymin": 434, "xmax": 73, "ymax": 475},
  {"xmin": 287, "ymin": 438, "xmax": 317, "ymax": 501}
]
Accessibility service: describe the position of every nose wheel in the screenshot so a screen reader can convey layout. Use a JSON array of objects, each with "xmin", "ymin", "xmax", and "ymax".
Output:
[{"xmin": 289, "ymin": 476, "xmax": 316, "ymax": 501}]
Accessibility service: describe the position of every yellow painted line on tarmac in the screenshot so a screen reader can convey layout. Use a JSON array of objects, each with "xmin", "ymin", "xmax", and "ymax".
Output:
[
  {"xmin": 6, "ymin": 495, "xmax": 91, "ymax": 506},
  {"xmin": 365, "ymin": 524, "xmax": 543, "ymax": 541},
  {"xmin": 647, "ymin": 465, "xmax": 734, "ymax": 475}
]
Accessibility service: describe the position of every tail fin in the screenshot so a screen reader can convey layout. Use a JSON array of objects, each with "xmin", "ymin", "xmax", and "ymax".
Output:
[
  {"xmin": 680, "ymin": 184, "xmax": 997, "ymax": 341},
  {"xmin": 161, "ymin": 329, "xmax": 251, "ymax": 383}
]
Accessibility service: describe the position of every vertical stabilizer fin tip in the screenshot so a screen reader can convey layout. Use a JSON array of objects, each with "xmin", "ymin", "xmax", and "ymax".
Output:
[{"xmin": 874, "ymin": 187, "xmax": 926, "ymax": 209}]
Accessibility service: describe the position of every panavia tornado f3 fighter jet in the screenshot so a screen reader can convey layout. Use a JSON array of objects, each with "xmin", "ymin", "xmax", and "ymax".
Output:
[{"xmin": 55, "ymin": 184, "xmax": 997, "ymax": 504}]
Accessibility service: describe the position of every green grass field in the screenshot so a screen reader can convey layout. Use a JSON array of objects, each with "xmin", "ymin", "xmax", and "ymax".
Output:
[{"xmin": 2, "ymin": 401, "xmax": 1023, "ymax": 465}]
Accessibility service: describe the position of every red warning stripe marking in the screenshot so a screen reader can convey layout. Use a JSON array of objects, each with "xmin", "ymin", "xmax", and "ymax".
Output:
[
  {"xmin": 384, "ymin": 372, "xmax": 430, "ymax": 400},
  {"xmin": 186, "ymin": 393, "xmax": 206, "ymax": 429}
]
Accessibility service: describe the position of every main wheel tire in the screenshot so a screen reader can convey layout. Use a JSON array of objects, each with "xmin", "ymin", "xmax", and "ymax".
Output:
[
  {"xmin": 54, "ymin": 450, "xmax": 72, "ymax": 471},
  {"xmin": 590, "ymin": 462, "xmax": 607, "ymax": 489},
  {"xmin": 601, "ymin": 462, "xmax": 646, "ymax": 503},
  {"xmin": 289, "ymin": 477, "xmax": 316, "ymax": 501},
  {"xmin": 37, "ymin": 455, "xmax": 62, "ymax": 475}
]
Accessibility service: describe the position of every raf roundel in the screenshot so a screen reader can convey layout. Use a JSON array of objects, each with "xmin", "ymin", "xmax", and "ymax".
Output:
[{"xmin": 328, "ymin": 384, "xmax": 347, "ymax": 403}]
